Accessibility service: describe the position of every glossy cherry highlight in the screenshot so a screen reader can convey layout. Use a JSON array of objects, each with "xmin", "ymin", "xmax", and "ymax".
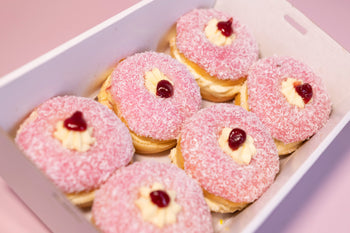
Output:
[
  {"xmin": 294, "ymin": 83, "xmax": 313, "ymax": 104},
  {"xmin": 150, "ymin": 190, "xmax": 170, "ymax": 208},
  {"xmin": 228, "ymin": 128, "xmax": 246, "ymax": 150},
  {"xmin": 63, "ymin": 111, "xmax": 87, "ymax": 131},
  {"xmin": 156, "ymin": 80, "xmax": 174, "ymax": 98},
  {"xmin": 217, "ymin": 18, "xmax": 233, "ymax": 37}
]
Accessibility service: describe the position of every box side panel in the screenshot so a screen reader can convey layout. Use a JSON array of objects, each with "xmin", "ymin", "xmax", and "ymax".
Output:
[
  {"xmin": 213, "ymin": 0, "xmax": 350, "ymax": 232},
  {"xmin": 1, "ymin": 0, "xmax": 349, "ymax": 232}
]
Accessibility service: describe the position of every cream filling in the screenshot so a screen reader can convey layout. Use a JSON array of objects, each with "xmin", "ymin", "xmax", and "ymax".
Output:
[
  {"xmin": 281, "ymin": 78, "xmax": 311, "ymax": 108},
  {"xmin": 135, "ymin": 183, "xmax": 181, "ymax": 228},
  {"xmin": 54, "ymin": 121, "xmax": 96, "ymax": 152},
  {"xmin": 219, "ymin": 127, "xmax": 256, "ymax": 165},
  {"xmin": 204, "ymin": 18, "xmax": 236, "ymax": 46},
  {"xmin": 144, "ymin": 68, "xmax": 173, "ymax": 96},
  {"xmin": 170, "ymin": 38, "xmax": 241, "ymax": 98}
]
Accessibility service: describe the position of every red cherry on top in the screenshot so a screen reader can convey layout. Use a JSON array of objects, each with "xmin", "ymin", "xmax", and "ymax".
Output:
[
  {"xmin": 217, "ymin": 18, "xmax": 234, "ymax": 37},
  {"xmin": 228, "ymin": 128, "xmax": 246, "ymax": 150},
  {"xmin": 156, "ymin": 80, "xmax": 174, "ymax": 98},
  {"xmin": 150, "ymin": 190, "xmax": 170, "ymax": 208},
  {"xmin": 294, "ymin": 83, "xmax": 313, "ymax": 104},
  {"xmin": 63, "ymin": 111, "xmax": 87, "ymax": 131}
]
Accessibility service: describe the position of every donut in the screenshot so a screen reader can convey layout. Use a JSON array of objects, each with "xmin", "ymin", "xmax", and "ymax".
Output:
[
  {"xmin": 169, "ymin": 104, "xmax": 279, "ymax": 213},
  {"xmin": 15, "ymin": 96, "xmax": 134, "ymax": 207},
  {"xmin": 92, "ymin": 161, "xmax": 213, "ymax": 233},
  {"xmin": 98, "ymin": 51, "xmax": 201, "ymax": 154},
  {"xmin": 235, "ymin": 56, "xmax": 332, "ymax": 155},
  {"xmin": 169, "ymin": 8, "xmax": 259, "ymax": 102}
]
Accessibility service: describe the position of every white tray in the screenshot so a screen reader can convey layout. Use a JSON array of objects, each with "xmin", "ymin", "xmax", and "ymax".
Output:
[{"xmin": 0, "ymin": 0, "xmax": 350, "ymax": 232}]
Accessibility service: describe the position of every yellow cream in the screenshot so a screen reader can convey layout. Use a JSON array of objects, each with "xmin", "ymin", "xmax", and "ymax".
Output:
[
  {"xmin": 281, "ymin": 78, "xmax": 308, "ymax": 108},
  {"xmin": 54, "ymin": 121, "xmax": 96, "ymax": 152},
  {"xmin": 204, "ymin": 18, "xmax": 236, "ymax": 46},
  {"xmin": 170, "ymin": 37, "xmax": 241, "ymax": 99},
  {"xmin": 135, "ymin": 183, "xmax": 181, "ymax": 228},
  {"xmin": 144, "ymin": 68, "xmax": 173, "ymax": 96},
  {"xmin": 219, "ymin": 127, "xmax": 256, "ymax": 165},
  {"xmin": 194, "ymin": 71, "xmax": 242, "ymax": 96}
]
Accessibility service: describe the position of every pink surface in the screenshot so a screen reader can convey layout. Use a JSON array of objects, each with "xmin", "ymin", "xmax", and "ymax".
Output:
[
  {"xmin": 0, "ymin": 0, "xmax": 349, "ymax": 232},
  {"xmin": 109, "ymin": 51, "xmax": 201, "ymax": 140}
]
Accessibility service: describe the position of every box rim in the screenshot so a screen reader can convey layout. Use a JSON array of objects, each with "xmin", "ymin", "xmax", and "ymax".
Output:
[{"xmin": 1, "ymin": 0, "xmax": 350, "ymax": 232}]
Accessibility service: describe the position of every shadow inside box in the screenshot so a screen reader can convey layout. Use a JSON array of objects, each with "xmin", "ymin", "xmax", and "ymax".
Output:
[{"xmin": 256, "ymin": 122, "xmax": 350, "ymax": 233}]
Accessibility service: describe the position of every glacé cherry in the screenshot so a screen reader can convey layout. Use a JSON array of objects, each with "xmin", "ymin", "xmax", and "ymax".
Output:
[
  {"xmin": 294, "ymin": 83, "xmax": 313, "ymax": 104},
  {"xmin": 228, "ymin": 128, "xmax": 246, "ymax": 150},
  {"xmin": 150, "ymin": 190, "xmax": 170, "ymax": 208},
  {"xmin": 156, "ymin": 80, "xmax": 174, "ymax": 98},
  {"xmin": 217, "ymin": 18, "xmax": 233, "ymax": 37},
  {"xmin": 63, "ymin": 111, "xmax": 87, "ymax": 131}
]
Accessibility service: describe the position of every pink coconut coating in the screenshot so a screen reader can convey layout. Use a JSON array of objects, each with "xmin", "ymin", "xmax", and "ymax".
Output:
[
  {"xmin": 180, "ymin": 104, "xmax": 279, "ymax": 203},
  {"xmin": 175, "ymin": 8, "xmax": 259, "ymax": 81},
  {"xmin": 247, "ymin": 56, "xmax": 332, "ymax": 143},
  {"xmin": 15, "ymin": 96, "xmax": 134, "ymax": 193},
  {"xmin": 110, "ymin": 51, "xmax": 201, "ymax": 141},
  {"xmin": 92, "ymin": 161, "xmax": 213, "ymax": 233}
]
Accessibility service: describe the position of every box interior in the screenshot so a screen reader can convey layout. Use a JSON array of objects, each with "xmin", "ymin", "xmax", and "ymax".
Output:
[{"xmin": 1, "ymin": 0, "xmax": 350, "ymax": 232}]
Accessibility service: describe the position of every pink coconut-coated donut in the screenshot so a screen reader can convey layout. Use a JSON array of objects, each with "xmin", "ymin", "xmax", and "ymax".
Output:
[
  {"xmin": 15, "ymin": 96, "xmax": 134, "ymax": 193},
  {"xmin": 92, "ymin": 161, "xmax": 213, "ymax": 233},
  {"xmin": 110, "ymin": 51, "xmax": 201, "ymax": 140},
  {"xmin": 180, "ymin": 104, "xmax": 279, "ymax": 203},
  {"xmin": 247, "ymin": 56, "xmax": 332, "ymax": 143},
  {"xmin": 175, "ymin": 8, "xmax": 258, "ymax": 81}
]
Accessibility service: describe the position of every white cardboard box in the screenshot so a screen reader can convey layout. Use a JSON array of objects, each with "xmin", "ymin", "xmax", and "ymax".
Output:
[{"xmin": 1, "ymin": 0, "xmax": 350, "ymax": 232}]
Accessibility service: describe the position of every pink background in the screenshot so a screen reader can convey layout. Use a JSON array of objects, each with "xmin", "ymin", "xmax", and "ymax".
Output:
[{"xmin": 0, "ymin": 0, "xmax": 349, "ymax": 232}]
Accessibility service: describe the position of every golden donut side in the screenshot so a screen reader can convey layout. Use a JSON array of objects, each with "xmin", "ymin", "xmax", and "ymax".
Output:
[{"xmin": 66, "ymin": 190, "xmax": 95, "ymax": 208}]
